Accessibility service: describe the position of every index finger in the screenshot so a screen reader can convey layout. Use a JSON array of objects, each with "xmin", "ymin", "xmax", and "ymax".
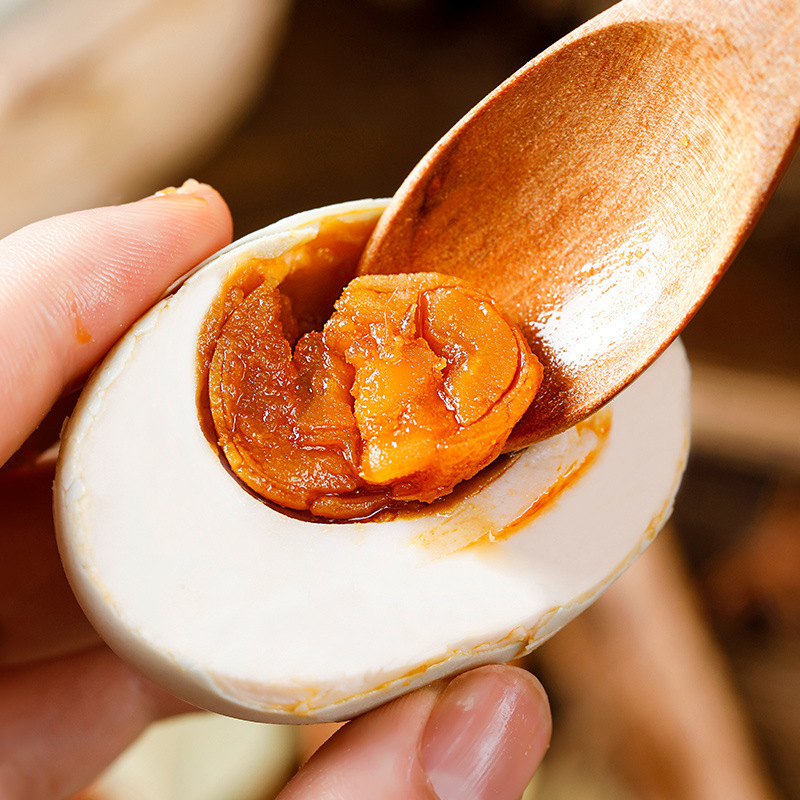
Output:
[{"xmin": 0, "ymin": 181, "xmax": 232, "ymax": 465}]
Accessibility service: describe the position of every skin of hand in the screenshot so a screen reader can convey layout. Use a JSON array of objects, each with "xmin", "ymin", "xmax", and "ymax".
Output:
[{"xmin": 0, "ymin": 181, "xmax": 552, "ymax": 800}]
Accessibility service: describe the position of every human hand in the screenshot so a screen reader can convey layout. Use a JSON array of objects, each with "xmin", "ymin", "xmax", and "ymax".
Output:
[{"xmin": 0, "ymin": 183, "xmax": 551, "ymax": 799}]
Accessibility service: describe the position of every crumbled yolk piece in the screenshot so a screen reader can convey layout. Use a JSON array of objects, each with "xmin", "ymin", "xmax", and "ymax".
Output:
[{"xmin": 208, "ymin": 273, "xmax": 541, "ymax": 519}]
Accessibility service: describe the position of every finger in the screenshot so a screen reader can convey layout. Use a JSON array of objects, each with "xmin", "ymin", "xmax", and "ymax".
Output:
[
  {"xmin": 0, "ymin": 645, "xmax": 189, "ymax": 800},
  {"xmin": 0, "ymin": 181, "xmax": 232, "ymax": 464},
  {"xmin": 279, "ymin": 665, "xmax": 551, "ymax": 800},
  {"xmin": 420, "ymin": 666, "xmax": 551, "ymax": 799},
  {"xmin": 0, "ymin": 462, "xmax": 97, "ymax": 667}
]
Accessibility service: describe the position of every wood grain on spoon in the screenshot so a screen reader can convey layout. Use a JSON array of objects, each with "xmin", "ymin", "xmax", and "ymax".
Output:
[{"xmin": 358, "ymin": 0, "xmax": 800, "ymax": 448}]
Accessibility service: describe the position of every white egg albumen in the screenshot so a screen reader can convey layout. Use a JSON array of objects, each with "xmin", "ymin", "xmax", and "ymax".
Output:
[{"xmin": 55, "ymin": 199, "xmax": 690, "ymax": 723}]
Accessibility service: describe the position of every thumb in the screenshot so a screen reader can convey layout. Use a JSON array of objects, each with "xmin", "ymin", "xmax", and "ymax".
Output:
[
  {"xmin": 0, "ymin": 180, "xmax": 232, "ymax": 464},
  {"xmin": 279, "ymin": 665, "xmax": 551, "ymax": 800}
]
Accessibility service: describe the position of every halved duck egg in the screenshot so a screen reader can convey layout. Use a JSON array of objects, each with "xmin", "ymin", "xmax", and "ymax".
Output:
[{"xmin": 55, "ymin": 198, "xmax": 689, "ymax": 723}]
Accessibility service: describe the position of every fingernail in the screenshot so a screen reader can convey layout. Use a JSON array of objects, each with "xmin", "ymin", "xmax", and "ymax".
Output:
[
  {"xmin": 176, "ymin": 178, "xmax": 203, "ymax": 194},
  {"xmin": 421, "ymin": 665, "xmax": 551, "ymax": 800},
  {"xmin": 153, "ymin": 178, "xmax": 208, "ymax": 199}
]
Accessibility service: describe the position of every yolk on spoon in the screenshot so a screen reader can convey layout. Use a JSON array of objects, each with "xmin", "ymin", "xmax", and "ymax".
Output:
[{"xmin": 205, "ymin": 262, "xmax": 540, "ymax": 520}]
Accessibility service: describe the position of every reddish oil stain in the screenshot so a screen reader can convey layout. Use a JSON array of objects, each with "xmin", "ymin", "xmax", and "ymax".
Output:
[
  {"xmin": 415, "ymin": 408, "xmax": 612, "ymax": 555},
  {"xmin": 492, "ymin": 409, "xmax": 611, "ymax": 542},
  {"xmin": 75, "ymin": 318, "xmax": 92, "ymax": 344}
]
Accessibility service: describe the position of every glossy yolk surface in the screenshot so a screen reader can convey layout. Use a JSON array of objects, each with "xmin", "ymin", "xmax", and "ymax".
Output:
[{"xmin": 208, "ymin": 272, "xmax": 541, "ymax": 519}]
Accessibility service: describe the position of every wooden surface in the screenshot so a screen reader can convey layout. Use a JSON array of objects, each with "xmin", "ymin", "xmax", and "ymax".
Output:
[{"xmin": 535, "ymin": 530, "xmax": 779, "ymax": 800}]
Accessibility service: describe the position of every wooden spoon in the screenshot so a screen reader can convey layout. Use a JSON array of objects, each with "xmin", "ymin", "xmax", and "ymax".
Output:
[{"xmin": 358, "ymin": 0, "xmax": 800, "ymax": 448}]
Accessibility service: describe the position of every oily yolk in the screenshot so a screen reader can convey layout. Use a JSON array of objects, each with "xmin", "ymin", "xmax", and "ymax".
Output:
[{"xmin": 208, "ymin": 272, "xmax": 541, "ymax": 520}]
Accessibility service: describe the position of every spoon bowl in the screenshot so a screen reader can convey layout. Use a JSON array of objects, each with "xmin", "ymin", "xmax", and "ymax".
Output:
[{"xmin": 358, "ymin": 0, "xmax": 800, "ymax": 446}]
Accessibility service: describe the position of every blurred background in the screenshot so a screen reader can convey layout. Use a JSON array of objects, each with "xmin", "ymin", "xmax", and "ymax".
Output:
[{"xmin": 3, "ymin": 0, "xmax": 798, "ymax": 797}]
